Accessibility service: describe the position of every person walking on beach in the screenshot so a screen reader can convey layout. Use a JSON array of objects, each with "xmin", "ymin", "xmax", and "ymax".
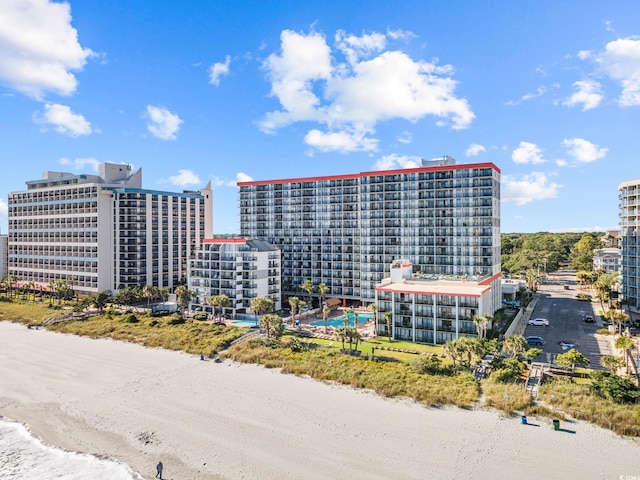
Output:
[{"xmin": 156, "ymin": 461, "xmax": 163, "ymax": 479}]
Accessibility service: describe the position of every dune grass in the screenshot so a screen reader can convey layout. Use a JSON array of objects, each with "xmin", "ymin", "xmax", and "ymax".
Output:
[
  {"xmin": 223, "ymin": 338, "xmax": 479, "ymax": 407},
  {"xmin": 0, "ymin": 299, "xmax": 246, "ymax": 357},
  {"xmin": 538, "ymin": 378, "xmax": 640, "ymax": 437}
]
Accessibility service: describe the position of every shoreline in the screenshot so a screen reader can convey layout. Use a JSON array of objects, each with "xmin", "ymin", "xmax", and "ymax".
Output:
[{"xmin": 1, "ymin": 320, "xmax": 638, "ymax": 479}]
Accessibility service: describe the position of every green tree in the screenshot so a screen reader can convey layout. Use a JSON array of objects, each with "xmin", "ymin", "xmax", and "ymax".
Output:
[
  {"xmin": 555, "ymin": 348, "xmax": 590, "ymax": 376},
  {"xmin": 503, "ymin": 335, "xmax": 528, "ymax": 357},
  {"xmin": 250, "ymin": 296, "xmax": 274, "ymax": 326},
  {"xmin": 600, "ymin": 355, "xmax": 624, "ymax": 374},
  {"xmin": 259, "ymin": 313, "xmax": 284, "ymax": 339},
  {"xmin": 174, "ymin": 285, "xmax": 195, "ymax": 313},
  {"xmin": 317, "ymin": 282, "xmax": 328, "ymax": 307},
  {"xmin": 143, "ymin": 285, "xmax": 159, "ymax": 309},
  {"xmin": 384, "ymin": 310, "xmax": 393, "ymax": 340},
  {"xmin": 288, "ymin": 296, "xmax": 300, "ymax": 326},
  {"xmin": 569, "ymin": 233, "xmax": 601, "ymax": 271},
  {"xmin": 322, "ymin": 304, "xmax": 330, "ymax": 332},
  {"xmin": 207, "ymin": 294, "xmax": 230, "ymax": 321},
  {"xmin": 615, "ymin": 335, "xmax": 636, "ymax": 374},
  {"xmin": 300, "ymin": 279, "xmax": 314, "ymax": 309},
  {"xmin": 90, "ymin": 291, "xmax": 111, "ymax": 312}
]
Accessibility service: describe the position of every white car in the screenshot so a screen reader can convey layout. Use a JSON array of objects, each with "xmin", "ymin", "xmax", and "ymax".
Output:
[{"xmin": 528, "ymin": 318, "xmax": 549, "ymax": 326}]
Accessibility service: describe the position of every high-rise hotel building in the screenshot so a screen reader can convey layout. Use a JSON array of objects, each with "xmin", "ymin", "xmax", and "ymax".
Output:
[
  {"xmin": 239, "ymin": 157, "xmax": 501, "ymax": 311},
  {"xmin": 619, "ymin": 178, "xmax": 640, "ymax": 314},
  {"xmin": 8, "ymin": 162, "xmax": 212, "ymax": 295}
]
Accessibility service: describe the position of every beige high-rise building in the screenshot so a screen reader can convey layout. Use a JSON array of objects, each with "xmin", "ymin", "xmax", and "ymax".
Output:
[{"xmin": 8, "ymin": 163, "xmax": 212, "ymax": 295}]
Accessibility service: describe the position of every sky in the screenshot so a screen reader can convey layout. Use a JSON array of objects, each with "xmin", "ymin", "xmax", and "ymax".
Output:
[{"xmin": 1, "ymin": 1, "xmax": 640, "ymax": 235}]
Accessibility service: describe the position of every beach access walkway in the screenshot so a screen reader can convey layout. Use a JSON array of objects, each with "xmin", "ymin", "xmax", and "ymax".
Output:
[{"xmin": 525, "ymin": 361, "xmax": 548, "ymax": 397}]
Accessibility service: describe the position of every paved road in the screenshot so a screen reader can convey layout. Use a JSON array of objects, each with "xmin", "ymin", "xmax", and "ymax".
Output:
[{"xmin": 524, "ymin": 267, "xmax": 614, "ymax": 368}]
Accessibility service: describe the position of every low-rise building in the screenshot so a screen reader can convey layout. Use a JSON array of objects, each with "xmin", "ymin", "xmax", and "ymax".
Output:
[
  {"xmin": 374, "ymin": 260, "xmax": 495, "ymax": 344},
  {"xmin": 188, "ymin": 238, "xmax": 281, "ymax": 317},
  {"xmin": 593, "ymin": 247, "xmax": 622, "ymax": 275}
]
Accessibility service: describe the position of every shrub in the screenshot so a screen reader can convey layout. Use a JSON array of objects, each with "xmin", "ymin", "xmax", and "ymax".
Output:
[
  {"xmin": 596, "ymin": 328, "xmax": 610, "ymax": 335},
  {"xmin": 168, "ymin": 315, "xmax": 186, "ymax": 325},
  {"xmin": 193, "ymin": 312, "xmax": 208, "ymax": 320},
  {"xmin": 288, "ymin": 337, "xmax": 311, "ymax": 353},
  {"xmin": 589, "ymin": 371, "xmax": 640, "ymax": 404},
  {"xmin": 122, "ymin": 313, "xmax": 139, "ymax": 323}
]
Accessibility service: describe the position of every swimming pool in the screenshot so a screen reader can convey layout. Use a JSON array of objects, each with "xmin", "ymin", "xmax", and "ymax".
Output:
[
  {"xmin": 231, "ymin": 319, "xmax": 260, "ymax": 327},
  {"xmin": 311, "ymin": 312, "xmax": 372, "ymax": 328}
]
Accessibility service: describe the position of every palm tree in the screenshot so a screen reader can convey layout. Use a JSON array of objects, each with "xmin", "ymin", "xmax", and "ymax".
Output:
[
  {"xmin": 600, "ymin": 355, "xmax": 624, "ymax": 374},
  {"xmin": 368, "ymin": 303, "xmax": 378, "ymax": 336},
  {"xmin": 503, "ymin": 335, "xmax": 528, "ymax": 357},
  {"xmin": 250, "ymin": 296, "xmax": 274, "ymax": 326},
  {"xmin": 608, "ymin": 308, "xmax": 628, "ymax": 334},
  {"xmin": 300, "ymin": 279, "xmax": 314, "ymax": 310},
  {"xmin": 443, "ymin": 339, "xmax": 463, "ymax": 369},
  {"xmin": 207, "ymin": 294, "xmax": 231, "ymax": 322},
  {"xmin": 615, "ymin": 335, "xmax": 636, "ymax": 374},
  {"xmin": 143, "ymin": 285, "xmax": 159, "ymax": 310},
  {"xmin": 174, "ymin": 285, "xmax": 195, "ymax": 313},
  {"xmin": 317, "ymin": 282, "xmax": 328, "ymax": 307},
  {"xmin": 384, "ymin": 310, "xmax": 393, "ymax": 341},
  {"xmin": 288, "ymin": 296, "xmax": 300, "ymax": 327},
  {"xmin": 259, "ymin": 313, "xmax": 283, "ymax": 339},
  {"xmin": 473, "ymin": 315, "xmax": 483, "ymax": 338},
  {"xmin": 334, "ymin": 326, "xmax": 347, "ymax": 351},
  {"xmin": 322, "ymin": 304, "xmax": 330, "ymax": 332}
]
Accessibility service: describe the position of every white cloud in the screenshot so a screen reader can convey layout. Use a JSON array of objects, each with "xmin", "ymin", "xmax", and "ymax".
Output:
[
  {"xmin": 59, "ymin": 157, "xmax": 100, "ymax": 171},
  {"xmin": 236, "ymin": 172, "xmax": 254, "ymax": 183},
  {"xmin": 397, "ymin": 131, "xmax": 413, "ymax": 144},
  {"xmin": 335, "ymin": 30, "xmax": 386, "ymax": 65},
  {"xmin": 0, "ymin": 0, "xmax": 94, "ymax": 99},
  {"xmin": 304, "ymin": 128, "xmax": 378, "ymax": 153},
  {"xmin": 555, "ymin": 159, "xmax": 569, "ymax": 167},
  {"xmin": 562, "ymin": 138, "xmax": 608, "ymax": 163},
  {"xmin": 465, "ymin": 143, "xmax": 486, "ymax": 157},
  {"xmin": 146, "ymin": 105, "xmax": 183, "ymax": 140},
  {"xmin": 209, "ymin": 55, "xmax": 231, "ymax": 85},
  {"xmin": 35, "ymin": 103, "xmax": 92, "ymax": 136},
  {"xmin": 168, "ymin": 169, "xmax": 200, "ymax": 186},
  {"xmin": 372, "ymin": 154, "xmax": 422, "ymax": 170},
  {"xmin": 521, "ymin": 86, "xmax": 547, "ymax": 101},
  {"xmin": 512, "ymin": 142, "xmax": 545, "ymax": 164},
  {"xmin": 0, "ymin": 198, "xmax": 7, "ymax": 219},
  {"xmin": 502, "ymin": 172, "xmax": 561, "ymax": 205},
  {"xmin": 386, "ymin": 28, "xmax": 416, "ymax": 41},
  {"xmin": 562, "ymin": 80, "xmax": 603, "ymax": 110},
  {"xmin": 577, "ymin": 50, "xmax": 592, "ymax": 60},
  {"xmin": 260, "ymin": 28, "xmax": 474, "ymax": 153},
  {"xmin": 595, "ymin": 37, "xmax": 640, "ymax": 106}
]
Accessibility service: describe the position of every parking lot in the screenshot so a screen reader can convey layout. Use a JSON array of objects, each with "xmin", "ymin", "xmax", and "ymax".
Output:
[{"xmin": 523, "ymin": 268, "xmax": 615, "ymax": 367}]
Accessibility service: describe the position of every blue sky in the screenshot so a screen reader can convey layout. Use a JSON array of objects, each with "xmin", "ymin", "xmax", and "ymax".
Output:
[{"xmin": 1, "ymin": 1, "xmax": 639, "ymax": 235}]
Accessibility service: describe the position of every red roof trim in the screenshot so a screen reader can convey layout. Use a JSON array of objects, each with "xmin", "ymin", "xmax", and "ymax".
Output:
[
  {"xmin": 478, "ymin": 272, "xmax": 502, "ymax": 285},
  {"xmin": 237, "ymin": 162, "xmax": 500, "ymax": 186}
]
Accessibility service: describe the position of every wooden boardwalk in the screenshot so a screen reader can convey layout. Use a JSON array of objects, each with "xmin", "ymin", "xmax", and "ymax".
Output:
[{"xmin": 526, "ymin": 362, "xmax": 548, "ymax": 397}]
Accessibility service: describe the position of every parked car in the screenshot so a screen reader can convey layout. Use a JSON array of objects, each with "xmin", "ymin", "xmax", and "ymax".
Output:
[
  {"xmin": 583, "ymin": 315, "xmax": 594, "ymax": 323},
  {"xmin": 526, "ymin": 336, "xmax": 544, "ymax": 346},
  {"xmin": 528, "ymin": 318, "xmax": 549, "ymax": 326},
  {"xmin": 560, "ymin": 341, "xmax": 576, "ymax": 350}
]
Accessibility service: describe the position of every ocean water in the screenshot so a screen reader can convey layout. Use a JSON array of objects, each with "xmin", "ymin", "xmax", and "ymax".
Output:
[{"xmin": 0, "ymin": 417, "xmax": 143, "ymax": 480}]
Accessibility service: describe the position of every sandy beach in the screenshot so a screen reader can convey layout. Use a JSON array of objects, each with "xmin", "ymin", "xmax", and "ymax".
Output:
[{"xmin": 1, "ymin": 321, "xmax": 638, "ymax": 480}]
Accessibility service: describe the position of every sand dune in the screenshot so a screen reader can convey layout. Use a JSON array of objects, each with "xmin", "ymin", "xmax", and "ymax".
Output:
[{"xmin": 0, "ymin": 321, "xmax": 637, "ymax": 479}]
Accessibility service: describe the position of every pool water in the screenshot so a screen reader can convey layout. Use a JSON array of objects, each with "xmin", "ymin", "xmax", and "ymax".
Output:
[
  {"xmin": 231, "ymin": 319, "xmax": 260, "ymax": 327},
  {"xmin": 311, "ymin": 312, "xmax": 372, "ymax": 328}
]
